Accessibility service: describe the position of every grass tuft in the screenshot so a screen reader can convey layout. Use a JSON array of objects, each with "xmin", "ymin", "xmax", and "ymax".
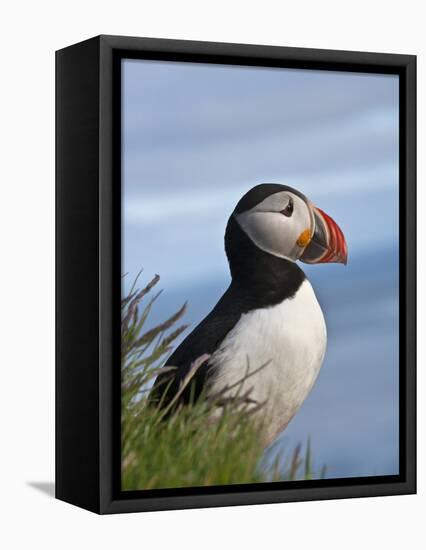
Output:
[{"xmin": 121, "ymin": 273, "xmax": 325, "ymax": 490}]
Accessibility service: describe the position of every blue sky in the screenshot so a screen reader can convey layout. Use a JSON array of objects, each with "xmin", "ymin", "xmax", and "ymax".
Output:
[{"xmin": 122, "ymin": 58, "xmax": 399, "ymax": 480}]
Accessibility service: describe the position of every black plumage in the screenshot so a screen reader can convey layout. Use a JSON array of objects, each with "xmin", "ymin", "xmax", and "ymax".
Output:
[{"xmin": 149, "ymin": 211, "xmax": 305, "ymax": 407}]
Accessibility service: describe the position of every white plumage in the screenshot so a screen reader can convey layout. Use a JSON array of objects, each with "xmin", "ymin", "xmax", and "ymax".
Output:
[{"xmin": 208, "ymin": 279, "xmax": 327, "ymax": 446}]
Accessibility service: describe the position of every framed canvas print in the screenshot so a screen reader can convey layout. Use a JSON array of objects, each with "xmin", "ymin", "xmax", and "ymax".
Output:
[{"xmin": 56, "ymin": 35, "xmax": 416, "ymax": 514}]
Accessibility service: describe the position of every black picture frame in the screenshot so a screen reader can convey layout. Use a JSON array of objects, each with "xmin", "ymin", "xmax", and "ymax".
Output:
[{"xmin": 56, "ymin": 34, "xmax": 416, "ymax": 514}]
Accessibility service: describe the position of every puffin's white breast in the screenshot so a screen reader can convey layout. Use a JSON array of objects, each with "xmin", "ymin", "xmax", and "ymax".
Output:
[{"xmin": 208, "ymin": 279, "xmax": 327, "ymax": 446}]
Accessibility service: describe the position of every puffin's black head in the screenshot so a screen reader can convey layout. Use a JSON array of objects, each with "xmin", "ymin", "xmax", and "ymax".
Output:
[{"xmin": 225, "ymin": 184, "xmax": 347, "ymax": 283}]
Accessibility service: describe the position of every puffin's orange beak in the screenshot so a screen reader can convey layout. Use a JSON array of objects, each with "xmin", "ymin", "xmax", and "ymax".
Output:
[{"xmin": 300, "ymin": 206, "xmax": 348, "ymax": 265}]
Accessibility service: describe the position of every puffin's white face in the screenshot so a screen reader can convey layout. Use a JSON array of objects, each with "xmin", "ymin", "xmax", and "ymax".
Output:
[{"xmin": 235, "ymin": 191, "xmax": 315, "ymax": 262}]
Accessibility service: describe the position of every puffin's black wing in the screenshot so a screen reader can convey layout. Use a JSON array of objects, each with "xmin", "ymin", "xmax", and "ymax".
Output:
[{"xmin": 149, "ymin": 283, "xmax": 249, "ymax": 408}]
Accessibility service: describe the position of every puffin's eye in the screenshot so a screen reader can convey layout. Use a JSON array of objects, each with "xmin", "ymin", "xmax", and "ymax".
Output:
[{"xmin": 281, "ymin": 197, "xmax": 294, "ymax": 217}]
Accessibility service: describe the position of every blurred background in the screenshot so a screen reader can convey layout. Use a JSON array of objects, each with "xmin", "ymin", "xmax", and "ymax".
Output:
[{"xmin": 122, "ymin": 58, "xmax": 399, "ymax": 479}]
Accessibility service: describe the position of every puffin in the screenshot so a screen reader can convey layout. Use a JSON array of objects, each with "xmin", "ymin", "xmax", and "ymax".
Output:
[{"xmin": 150, "ymin": 184, "xmax": 347, "ymax": 446}]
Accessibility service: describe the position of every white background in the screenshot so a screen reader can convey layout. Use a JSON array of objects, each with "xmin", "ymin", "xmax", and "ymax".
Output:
[{"xmin": 0, "ymin": 1, "xmax": 423, "ymax": 548}]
